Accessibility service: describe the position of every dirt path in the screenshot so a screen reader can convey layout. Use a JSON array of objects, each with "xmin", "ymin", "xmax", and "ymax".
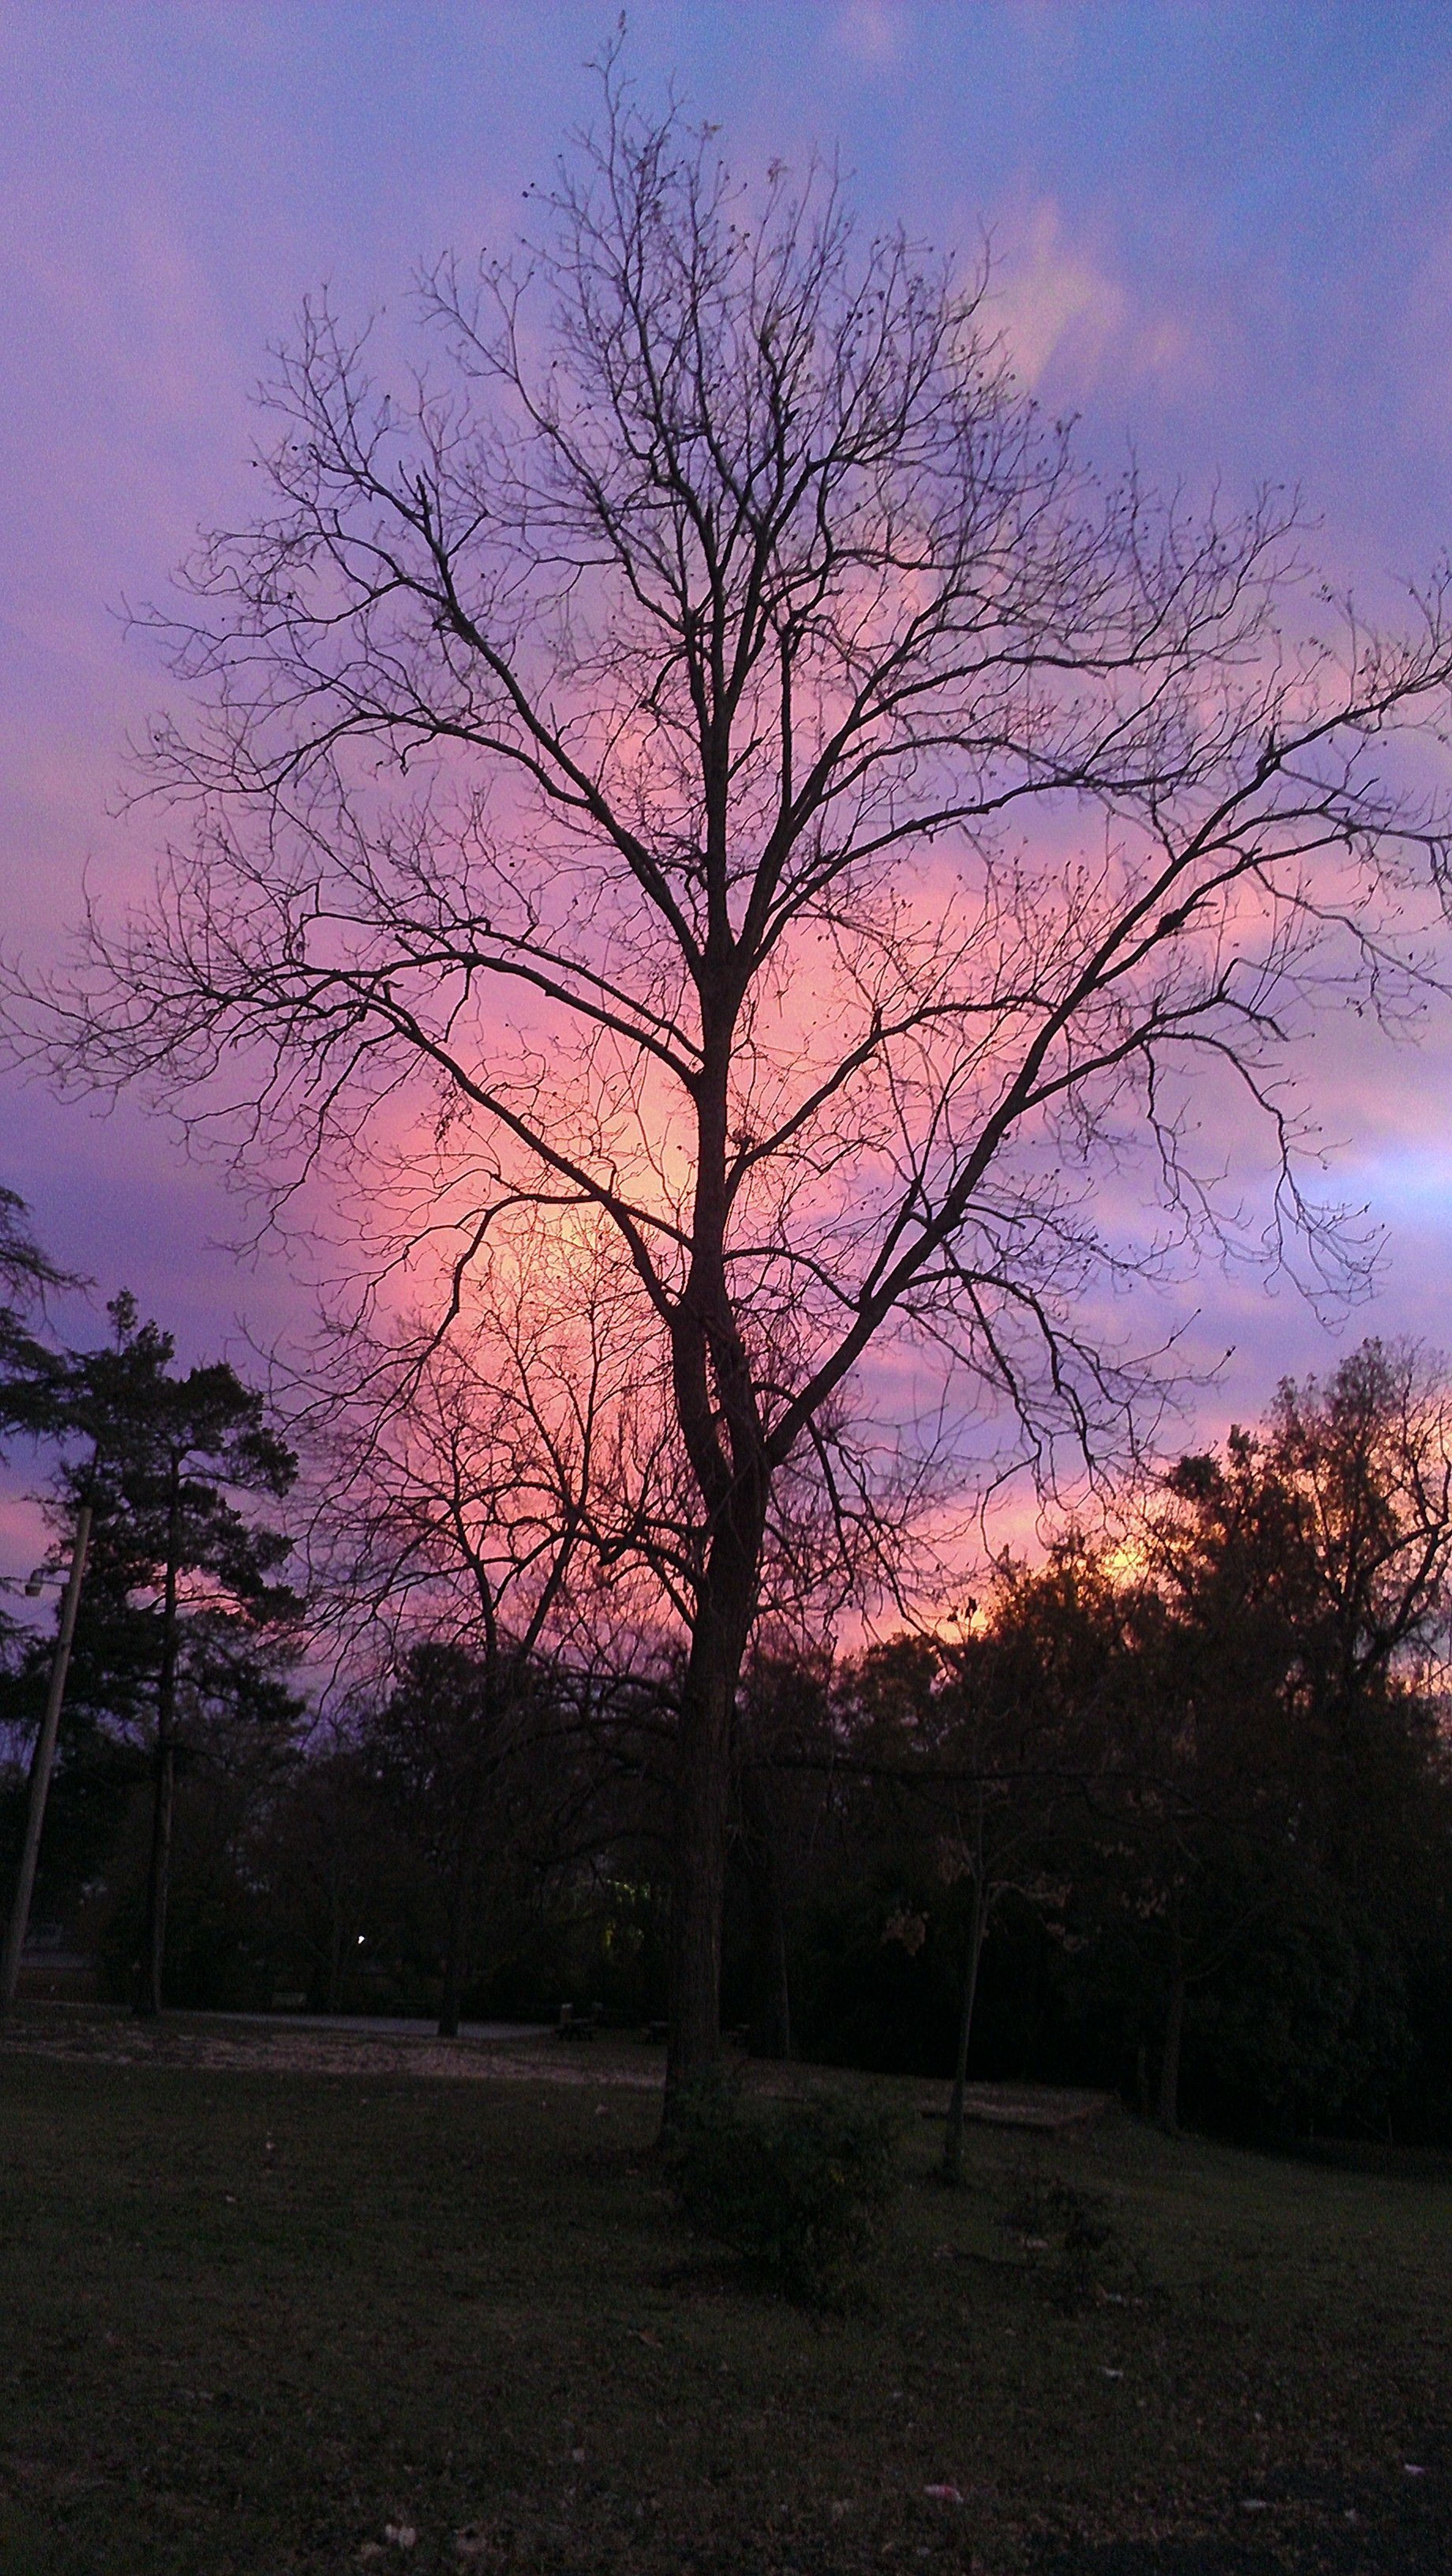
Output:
[{"xmin": 0, "ymin": 2009, "xmax": 664, "ymax": 2088}]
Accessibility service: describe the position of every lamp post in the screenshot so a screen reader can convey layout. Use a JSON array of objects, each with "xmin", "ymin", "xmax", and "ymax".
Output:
[{"xmin": 1, "ymin": 1503, "xmax": 93, "ymax": 2012}]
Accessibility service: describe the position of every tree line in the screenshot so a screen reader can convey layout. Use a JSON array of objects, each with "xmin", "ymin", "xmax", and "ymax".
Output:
[{"xmin": 3, "ymin": 1190, "xmax": 1448, "ymax": 2148}]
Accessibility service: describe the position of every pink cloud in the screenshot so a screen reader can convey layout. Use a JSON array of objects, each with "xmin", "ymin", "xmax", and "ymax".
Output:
[
  {"xmin": 987, "ymin": 198, "xmax": 1197, "ymax": 398},
  {"xmin": 833, "ymin": 3, "xmax": 911, "ymax": 70}
]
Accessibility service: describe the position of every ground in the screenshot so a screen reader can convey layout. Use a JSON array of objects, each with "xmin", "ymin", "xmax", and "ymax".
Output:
[{"xmin": 0, "ymin": 2010, "xmax": 1447, "ymax": 2576}]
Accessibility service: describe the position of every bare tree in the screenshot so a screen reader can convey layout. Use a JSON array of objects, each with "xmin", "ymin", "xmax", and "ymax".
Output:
[
  {"xmin": 29, "ymin": 64, "xmax": 1452, "ymax": 2088},
  {"xmin": 306, "ymin": 1223, "xmax": 626, "ymax": 2034}
]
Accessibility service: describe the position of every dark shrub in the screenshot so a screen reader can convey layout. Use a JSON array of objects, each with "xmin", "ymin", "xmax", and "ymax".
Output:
[
  {"xmin": 665, "ymin": 2071, "xmax": 898, "ymax": 2303},
  {"xmin": 1004, "ymin": 2172, "xmax": 1121, "ymax": 2313}
]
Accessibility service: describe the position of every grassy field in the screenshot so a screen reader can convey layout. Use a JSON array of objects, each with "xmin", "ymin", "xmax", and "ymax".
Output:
[{"xmin": 0, "ymin": 2017, "xmax": 1449, "ymax": 2576}]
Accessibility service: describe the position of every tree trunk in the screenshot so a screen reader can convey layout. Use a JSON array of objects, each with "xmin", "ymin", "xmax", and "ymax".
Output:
[
  {"xmin": 325, "ymin": 1875, "xmax": 345, "ymax": 2014},
  {"xmin": 439, "ymin": 1671, "xmax": 502, "ymax": 2039},
  {"xmin": 138, "ymin": 1737, "xmax": 176, "ymax": 2020},
  {"xmin": 942, "ymin": 1867, "xmax": 989, "ymax": 2186},
  {"xmin": 664, "ymin": 1110, "xmax": 769, "ymax": 2108},
  {"xmin": 136, "ymin": 1469, "xmax": 182, "ymax": 2020},
  {"xmin": 437, "ymin": 1800, "xmax": 479, "ymax": 2039},
  {"xmin": 1, "ymin": 1504, "xmax": 93, "ymax": 2014},
  {"xmin": 1157, "ymin": 1904, "xmax": 1185, "ymax": 2135},
  {"xmin": 763, "ymin": 1886, "xmax": 792, "ymax": 2062},
  {"xmin": 666, "ymin": 1567, "xmax": 756, "ymax": 2103}
]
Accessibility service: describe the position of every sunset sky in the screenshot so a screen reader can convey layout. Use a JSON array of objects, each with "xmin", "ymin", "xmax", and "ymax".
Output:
[{"xmin": 5, "ymin": 0, "xmax": 1452, "ymax": 1566}]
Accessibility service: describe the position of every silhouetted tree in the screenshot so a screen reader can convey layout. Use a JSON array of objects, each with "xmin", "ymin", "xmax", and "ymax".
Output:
[
  {"xmin": 0, "ymin": 1186, "xmax": 78, "ymax": 1406},
  {"xmin": 36, "ymin": 61, "xmax": 1452, "ymax": 2091},
  {"xmin": 35, "ymin": 1297, "xmax": 301, "ymax": 2013},
  {"xmin": 1137, "ymin": 1340, "xmax": 1452, "ymax": 2129}
]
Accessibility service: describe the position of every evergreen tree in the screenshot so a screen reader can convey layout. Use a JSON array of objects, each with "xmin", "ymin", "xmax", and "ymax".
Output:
[
  {"xmin": 0, "ymin": 1186, "xmax": 77, "ymax": 1397},
  {"xmin": 14, "ymin": 1296, "xmax": 301, "ymax": 2010}
]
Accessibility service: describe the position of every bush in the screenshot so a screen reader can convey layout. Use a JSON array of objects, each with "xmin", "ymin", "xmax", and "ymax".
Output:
[
  {"xmin": 665, "ymin": 2071, "xmax": 898, "ymax": 2303},
  {"xmin": 1004, "ymin": 2172, "xmax": 1119, "ymax": 2313}
]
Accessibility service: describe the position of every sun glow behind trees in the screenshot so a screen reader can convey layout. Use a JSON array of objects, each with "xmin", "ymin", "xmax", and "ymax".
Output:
[{"xmin": 20, "ymin": 56, "xmax": 1452, "ymax": 2086}]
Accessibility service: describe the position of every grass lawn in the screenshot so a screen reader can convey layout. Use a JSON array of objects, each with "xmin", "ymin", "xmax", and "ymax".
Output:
[{"xmin": 1, "ymin": 2018, "xmax": 1449, "ymax": 2575}]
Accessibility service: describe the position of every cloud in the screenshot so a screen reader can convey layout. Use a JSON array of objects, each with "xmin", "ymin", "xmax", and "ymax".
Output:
[
  {"xmin": 833, "ymin": 3, "xmax": 911, "ymax": 70},
  {"xmin": 988, "ymin": 200, "xmax": 1125, "ymax": 389},
  {"xmin": 988, "ymin": 199, "xmax": 1193, "ymax": 396}
]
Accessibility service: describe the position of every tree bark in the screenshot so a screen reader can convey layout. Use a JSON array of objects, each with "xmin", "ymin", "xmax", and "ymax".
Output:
[
  {"xmin": 136, "ymin": 1468, "xmax": 181, "ymax": 2020},
  {"xmin": 666, "ymin": 1561, "xmax": 757, "ymax": 2102},
  {"xmin": 942, "ymin": 1866, "xmax": 989, "ymax": 2186}
]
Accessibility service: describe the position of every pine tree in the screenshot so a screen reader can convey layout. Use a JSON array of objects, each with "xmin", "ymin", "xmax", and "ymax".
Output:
[{"xmin": 22, "ymin": 1296, "xmax": 301, "ymax": 2012}]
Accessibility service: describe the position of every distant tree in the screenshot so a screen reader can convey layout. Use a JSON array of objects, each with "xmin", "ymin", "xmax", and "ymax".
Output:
[
  {"xmin": 305, "ymin": 1231, "xmax": 625, "ymax": 2034},
  {"xmin": 1, "ymin": 1202, "xmax": 95, "ymax": 1996},
  {"xmin": 731, "ymin": 1644, "xmax": 836, "ymax": 2060},
  {"xmin": 927, "ymin": 1548, "xmax": 1148, "ymax": 2173},
  {"xmin": 251, "ymin": 1725, "xmax": 403, "ymax": 2014},
  {"xmin": 1137, "ymin": 1339, "xmax": 1452, "ymax": 2129},
  {"xmin": 31, "ymin": 1296, "xmax": 301, "ymax": 2014},
  {"xmin": 0, "ymin": 1186, "xmax": 79, "ymax": 1400},
  {"xmin": 0, "ymin": 1186, "xmax": 73, "ymax": 1711},
  {"xmin": 0, "ymin": 1183, "xmax": 85, "ymax": 1695},
  {"xmin": 814, "ymin": 1565, "xmax": 1137, "ymax": 2171}
]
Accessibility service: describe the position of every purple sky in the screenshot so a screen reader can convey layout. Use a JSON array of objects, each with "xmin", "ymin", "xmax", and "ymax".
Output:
[{"xmin": 4, "ymin": 1, "xmax": 1452, "ymax": 1570}]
